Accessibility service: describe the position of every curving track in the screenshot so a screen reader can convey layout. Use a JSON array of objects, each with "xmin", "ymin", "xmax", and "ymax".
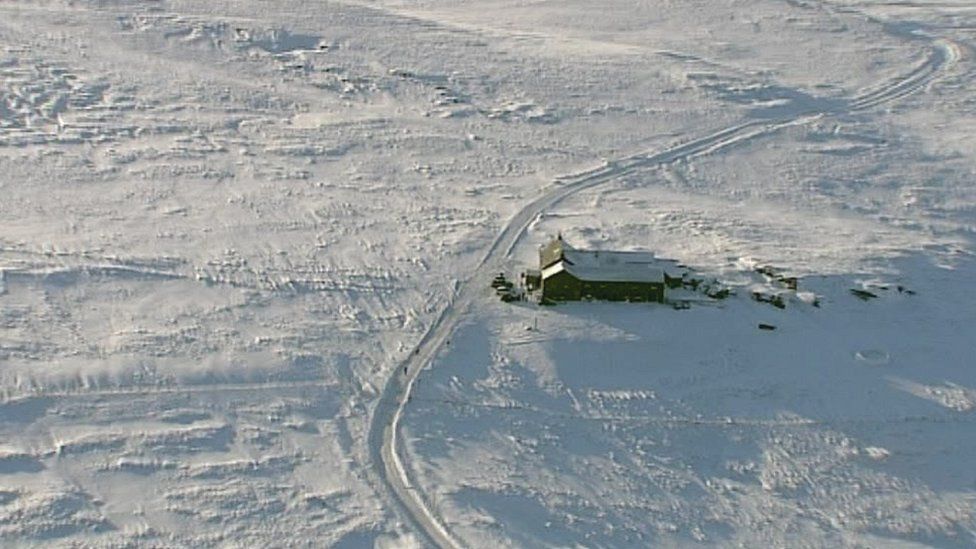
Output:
[{"xmin": 366, "ymin": 30, "xmax": 961, "ymax": 549}]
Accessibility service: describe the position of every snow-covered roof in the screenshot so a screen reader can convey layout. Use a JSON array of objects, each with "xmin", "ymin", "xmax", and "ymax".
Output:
[
  {"xmin": 541, "ymin": 261, "xmax": 569, "ymax": 279},
  {"xmin": 543, "ymin": 249, "xmax": 667, "ymax": 283}
]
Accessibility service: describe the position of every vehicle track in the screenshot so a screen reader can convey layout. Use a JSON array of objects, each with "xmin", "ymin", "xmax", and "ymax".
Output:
[
  {"xmin": 0, "ymin": 4, "xmax": 959, "ymax": 545},
  {"xmin": 367, "ymin": 115, "xmax": 819, "ymax": 549},
  {"xmin": 849, "ymin": 39, "xmax": 959, "ymax": 110},
  {"xmin": 367, "ymin": 35, "xmax": 960, "ymax": 549}
]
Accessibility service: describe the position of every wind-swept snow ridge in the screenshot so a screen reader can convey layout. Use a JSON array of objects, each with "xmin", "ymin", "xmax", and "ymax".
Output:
[{"xmin": 368, "ymin": 33, "xmax": 959, "ymax": 549}]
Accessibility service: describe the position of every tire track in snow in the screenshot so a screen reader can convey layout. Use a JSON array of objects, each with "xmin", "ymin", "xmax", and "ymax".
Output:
[
  {"xmin": 849, "ymin": 39, "xmax": 960, "ymax": 111},
  {"xmin": 368, "ymin": 116, "xmax": 818, "ymax": 549},
  {"xmin": 0, "ymin": 4, "xmax": 958, "ymax": 544},
  {"xmin": 369, "ymin": 36, "xmax": 960, "ymax": 549}
]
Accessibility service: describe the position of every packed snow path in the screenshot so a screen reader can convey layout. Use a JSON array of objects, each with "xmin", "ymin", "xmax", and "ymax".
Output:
[{"xmin": 366, "ymin": 35, "xmax": 961, "ymax": 549}]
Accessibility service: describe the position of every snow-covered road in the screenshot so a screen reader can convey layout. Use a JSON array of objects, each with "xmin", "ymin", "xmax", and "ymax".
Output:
[
  {"xmin": 369, "ymin": 28, "xmax": 961, "ymax": 549},
  {"xmin": 1, "ymin": 0, "xmax": 971, "ymax": 545}
]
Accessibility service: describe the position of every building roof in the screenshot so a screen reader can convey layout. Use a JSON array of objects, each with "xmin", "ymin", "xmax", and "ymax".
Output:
[
  {"xmin": 539, "ymin": 237, "xmax": 686, "ymax": 284},
  {"xmin": 542, "ymin": 254, "xmax": 666, "ymax": 284}
]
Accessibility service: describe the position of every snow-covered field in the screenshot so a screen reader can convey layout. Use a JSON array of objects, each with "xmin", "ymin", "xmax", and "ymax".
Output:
[{"xmin": 1, "ymin": 0, "xmax": 974, "ymax": 547}]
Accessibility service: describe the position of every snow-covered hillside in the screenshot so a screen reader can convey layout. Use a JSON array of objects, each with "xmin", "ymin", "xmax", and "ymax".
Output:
[
  {"xmin": 0, "ymin": 0, "xmax": 974, "ymax": 547},
  {"xmin": 404, "ymin": 255, "xmax": 976, "ymax": 547}
]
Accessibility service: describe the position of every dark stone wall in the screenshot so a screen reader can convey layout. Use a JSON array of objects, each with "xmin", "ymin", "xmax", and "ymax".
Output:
[
  {"xmin": 581, "ymin": 280, "xmax": 664, "ymax": 303},
  {"xmin": 543, "ymin": 271, "xmax": 664, "ymax": 303},
  {"xmin": 541, "ymin": 270, "xmax": 582, "ymax": 301}
]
